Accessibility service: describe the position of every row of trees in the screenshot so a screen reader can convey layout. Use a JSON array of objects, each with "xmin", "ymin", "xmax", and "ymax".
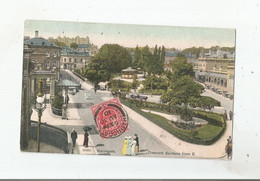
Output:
[
  {"xmin": 133, "ymin": 45, "xmax": 165, "ymax": 75},
  {"xmin": 81, "ymin": 44, "xmax": 166, "ymax": 86}
]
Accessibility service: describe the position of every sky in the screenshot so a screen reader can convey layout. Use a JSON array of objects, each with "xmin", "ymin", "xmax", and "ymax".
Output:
[{"xmin": 24, "ymin": 20, "xmax": 236, "ymax": 49}]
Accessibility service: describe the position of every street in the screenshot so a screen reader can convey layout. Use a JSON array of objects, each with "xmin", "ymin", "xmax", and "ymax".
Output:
[
  {"xmin": 202, "ymin": 89, "xmax": 233, "ymax": 113},
  {"xmin": 58, "ymin": 70, "xmax": 173, "ymax": 156}
]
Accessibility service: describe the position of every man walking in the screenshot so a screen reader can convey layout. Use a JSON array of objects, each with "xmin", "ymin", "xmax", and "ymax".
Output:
[{"xmin": 71, "ymin": 129, "xmax": 78, "ymax": 147}]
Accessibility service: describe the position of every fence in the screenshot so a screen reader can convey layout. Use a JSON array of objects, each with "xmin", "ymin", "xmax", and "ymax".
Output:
[{"xmin": 30, "ymin": 121, "xmax": 69, "ymax": 153}]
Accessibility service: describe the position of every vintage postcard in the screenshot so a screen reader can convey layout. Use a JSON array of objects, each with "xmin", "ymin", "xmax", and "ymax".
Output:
[{"xmin": 20, "ymin": 20, "xmax": 235, "ymax": 159}]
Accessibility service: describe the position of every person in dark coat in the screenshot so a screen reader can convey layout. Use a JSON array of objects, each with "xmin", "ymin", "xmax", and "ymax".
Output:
[
  {"xmin": 134, "ymin": 134, "xmax": 139, "ymax": 153},
  {"xmin": 83, "ymin": 131, "xmax": 89, "ymax": 147},
  {"xmin": 71, "ymin": 129, "xmax": 78, "ymax": 147}
]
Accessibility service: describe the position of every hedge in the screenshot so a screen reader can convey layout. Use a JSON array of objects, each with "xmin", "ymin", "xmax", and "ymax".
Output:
[{"xmin": 120, "ymin": 98, "xmax": 226, "ymax": 145}]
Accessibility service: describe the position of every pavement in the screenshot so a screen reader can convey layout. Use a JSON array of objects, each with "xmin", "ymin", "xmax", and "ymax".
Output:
[
  {"xmin": 123, "ymin": 105, "xmax": 232, "ymax": 159},
  {"xmin": 31, "ymin": 94, "xmax": 97, "ymax": 155}
]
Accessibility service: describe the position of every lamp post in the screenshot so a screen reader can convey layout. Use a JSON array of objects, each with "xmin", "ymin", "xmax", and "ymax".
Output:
[{"xmin": 33, "ymin": 79, "xmax": 46, "ymax": 152}]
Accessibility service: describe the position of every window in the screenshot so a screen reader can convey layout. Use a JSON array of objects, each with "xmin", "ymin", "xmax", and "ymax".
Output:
[
  {"xmin": 53, "ymin": 51, "xmax": 57, "ymax": 57},
  {"xmin": 46, "ymin": 60, "xmax": 50, "ymax": 69},
  {"xmin": 74, "ymin": 64, "xmax": 76, "ymax": 68},
  {"xmin": 69, "ymin": 58, "xmax": 71, "ymax": 62},
  {"xmin": 64, "ymin": 58, "xmax": 66, "ymax": 62},
  {"xmin": 81, "ymin": 59, "xmax": 83, "ymax": 63},
  {"xmin": 46, "ymin": 51, "xmax": 50, "ymax": 57},
  {"xmin": 52, "ymin": 61, "xmax": 56, "ymax": 68}
]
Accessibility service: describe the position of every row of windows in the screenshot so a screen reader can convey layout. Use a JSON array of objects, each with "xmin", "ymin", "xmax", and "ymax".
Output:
[
  {"xmin": 46, "ymin": 51, "xmax": 59, "ymax": 57},
  {"xmin": 63, "ymin": 57, "xmax": 84, "ymax": 63},
  {"xmin": 45, "ymin": 60, "xmax": 58, "ymax": 69}
]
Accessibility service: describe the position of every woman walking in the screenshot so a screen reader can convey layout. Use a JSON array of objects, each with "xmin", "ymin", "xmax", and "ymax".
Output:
[
  {"xmin": 83, "ymin": 131, "xmax": 89, "ymax": 147},
  {"xmin": 122, "ymin": 136, "xmax": 128, "ymax": 155}
]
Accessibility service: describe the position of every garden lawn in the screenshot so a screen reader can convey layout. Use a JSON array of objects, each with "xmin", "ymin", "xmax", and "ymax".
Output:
[{"xmin": 120, "ymin": 98, "xmax": 226, "ymax": 145}]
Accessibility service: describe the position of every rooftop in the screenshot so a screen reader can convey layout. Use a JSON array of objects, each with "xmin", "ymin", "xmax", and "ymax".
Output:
[
  {"xmin": 122, "ymin": 67, "xmax": 136, "ymax": 72},
  {"xmin": 24, "ymin": 38, "xmax": 58, "ymax": 47},
  {"xmin": 61, "ymin": 51, "xmax": 90, "ymax": 57},
  {"xmin": 78, "ymin": 44, "xmax": 91, "ymax": 48}
]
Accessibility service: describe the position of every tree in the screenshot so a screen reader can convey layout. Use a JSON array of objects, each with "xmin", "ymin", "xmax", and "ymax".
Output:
[
  {"xmin": 94, "ymin": 44, "xmax": 132, "ymax": 73},
  {"xmin": 84, "ymin": 56, "xmax": 111, "ymax": 85},
  {"xmin": 142, "ymin": 75, "xmax": 168, "ymax": 91},
  {"xmin": 160, "ymin": 88, "xmax": 175, "ymax": 103},
  {"xmin": 169, "ymin": 75, "xmax": 204, "ymax": 106},
  {"xmin": 131, "ymin": 77, "xmax": 138, "ymax": 89},
  {"xmin": 70, "ymin": 42, "xmax": 78, "ymax": 49},
  {"xmin": 169, "ymin": 55, "xmax": 194, "ymax": 80},
  {"xmin": 133, "ymin": 45, "xmax": 141, "ymax": 69}
]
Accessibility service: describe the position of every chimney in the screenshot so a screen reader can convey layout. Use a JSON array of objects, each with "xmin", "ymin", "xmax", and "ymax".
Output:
[{"xmin": 35, "ymin": 30, "xmax": 39, "ymax": 38}]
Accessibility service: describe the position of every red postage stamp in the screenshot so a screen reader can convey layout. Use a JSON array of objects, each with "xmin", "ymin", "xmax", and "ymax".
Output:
[{"xmin": 91, "ymin": 98, "xmax": 129, "ymax": 139}]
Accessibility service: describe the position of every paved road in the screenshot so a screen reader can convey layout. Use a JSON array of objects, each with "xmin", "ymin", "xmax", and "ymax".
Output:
[
  {"xmin": 60, "ymin": 70, "xmax": 173, "ymax": 157},
  {"xmin": 202, "ymin": 89, "xmax": 233, "ymax": 113}
]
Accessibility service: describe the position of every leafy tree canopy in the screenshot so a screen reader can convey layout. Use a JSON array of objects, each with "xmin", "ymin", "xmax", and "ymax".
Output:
[
  {"xmin": 84, "ymin": 56, "xmax": 111, "ymax": 84},
  {"xmin": 169, "ymin": 55, "xmax": 194, "ymax": 80},
  {"xmin": 169, "ymin": 75, "xmax": 204, "ymax": 105},
  {"xmin": 142, "ymin": 75, "xmax": 168, "ymax": 91},
  {"xmin": 70, "ymin": 42, "xmax": 78, "ymax": 49},
  {"xmin": 95, "ymin": 44, "xmax": 132, "ymax": 73}
]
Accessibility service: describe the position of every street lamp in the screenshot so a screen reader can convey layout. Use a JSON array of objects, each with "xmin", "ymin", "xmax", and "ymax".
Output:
[{"xmin": 33, "ymin": 79, "xmax": 46, "ymax": 152}]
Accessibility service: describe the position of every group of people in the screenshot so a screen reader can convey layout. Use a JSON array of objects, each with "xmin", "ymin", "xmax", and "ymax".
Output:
[
  {"xmin": 224, "ymin": 110, "xmax": 233, "ymax": 121},
  {"xmin": 122, "ymin": 134, "xmax": 139, "ymax": 156},
  {"xmin": 225, "ymin": 136, "xmax": 232, "ymax": 159},
  {"xmin": 70, "ymin": 129, "xmax": 89, "ymax": 148}
]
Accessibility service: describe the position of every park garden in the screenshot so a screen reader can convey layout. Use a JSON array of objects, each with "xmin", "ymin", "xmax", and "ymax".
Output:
[{"xmin": 74, "ymin": 43, "xmax": 226, "ymax": 145}]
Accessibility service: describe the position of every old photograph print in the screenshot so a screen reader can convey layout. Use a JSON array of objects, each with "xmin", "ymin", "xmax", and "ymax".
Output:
[{"xmin": 20, "ymin": 20, "xmax": 235, "ymax": 159}]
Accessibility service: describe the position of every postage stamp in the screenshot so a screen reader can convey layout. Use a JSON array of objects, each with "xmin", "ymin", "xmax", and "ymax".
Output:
[
  {"xmin": 20, "ymin": 20, "xmax": 235, "ymax": 159},
  {"xmin": 91, "ymin": 98, "xmax": 128, "ymax": 139}
]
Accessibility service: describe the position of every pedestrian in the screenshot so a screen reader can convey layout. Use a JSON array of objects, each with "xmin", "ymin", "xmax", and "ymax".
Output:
[
  {"xmin": 229, "ymin": 111, "xmax": 233, "ymax": 121},
  {"xmin": 225, "ymin": 136, "xmax": 232, "ymax": 159},
  {"xmin": 134, "ymin": 134, "xmax": 139, "ymax": 153},
  {"xmin": 71, "ymin": 129, "xmax": 78, "ymax": 147},
  {"xmin": 122, "ymin": 136, "xmax": 128, "ymax": 155},
  {"xmin": 224, "ymin": 110, "xmax": 227, "ymax": 120},
  {"xmin": 126, "ymin": 136, "xmax": 132, "ymax": 156},
  {"xmin": 131, "ymin": 138, "xmax": 137, "ymax": 156},
  {"xmin": 94, "ymin": 88, "xmax": 97, "ymax": 94},
  {"xmin": 83, "ymin": 130, "xmax": 89, "ymax": 147}
]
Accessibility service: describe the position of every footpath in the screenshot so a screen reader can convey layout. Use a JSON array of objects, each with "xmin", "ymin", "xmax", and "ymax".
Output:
[
  {"xmin": 123, "ymin": 105, "xmax": 232, "ymax": 159},
  {"xmin": 31, "ymin": 93, "xmax": 97, "ymax": 155}
]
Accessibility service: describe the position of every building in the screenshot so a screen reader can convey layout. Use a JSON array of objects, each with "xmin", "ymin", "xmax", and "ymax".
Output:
[
  {"xmin": 76, "ymin": 44, "xmax": 98, "ymax": 56},
  {"xmin": 24, "ymin": 31, "xmax": 61, "ymax": 100},
  {"xmin": 21, "ymin": 31, "xmax": 61, "ymax": 150},
  {"xmin": 121, "ymin": 67, "xmax": 137, "ymax": 79},
  {"xmin": 60, "ymin": 47, "xmax": 91, "ymax": 71},
  {"xmin": 195, "ymin": 57, "xmax": 235, "ymax": 97}
]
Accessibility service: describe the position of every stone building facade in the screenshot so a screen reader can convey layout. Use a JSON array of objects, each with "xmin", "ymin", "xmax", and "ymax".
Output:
[
  {"xmin": 60, "ymin": 49, "xmax": 91, "ymax": 71},
  {"xmin": 24, "ymin": 32, "xmax": 61, "ymax": 100},
  {"xmin": 21, "ymin": 31, "xmax": 62, "ymax": 150},
  {"xmin": 195, "ymin": 57, "xmax": 235, "ymax": 97}
]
